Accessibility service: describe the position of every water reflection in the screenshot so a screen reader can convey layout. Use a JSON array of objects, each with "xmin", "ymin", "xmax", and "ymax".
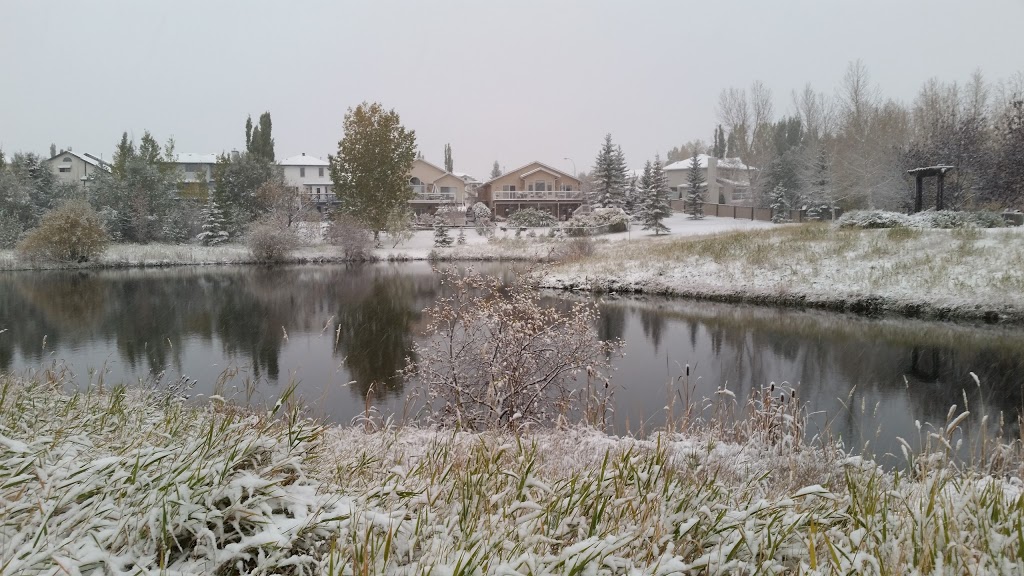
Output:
[{"xmin": 2, "ymin": 264, "xmax": 1023, "ymax": 459}]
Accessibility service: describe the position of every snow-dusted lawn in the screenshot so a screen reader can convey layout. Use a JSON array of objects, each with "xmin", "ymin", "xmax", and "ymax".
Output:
[
  {"xmin": 541, "ymin": 223, "xmax": 1024, "ymax": 322},
  {"xmin": 0, "ymin": 213, "xmax": 776, "ymax": 269},
  {"xmin": 2, "ymin": 376, "xmax": 1022, "ymax": 574}
]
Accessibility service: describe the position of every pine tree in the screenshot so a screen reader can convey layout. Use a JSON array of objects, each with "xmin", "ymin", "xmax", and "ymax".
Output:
[
  {"xmin": 433, "ymin": 218, "xmax": 453, "ymax": 247},
  {"xmin": 444, "ymin": 143, "xmax": 453, "ymax": 172},
  {"xmin": 591, "ymin": 134, "xmax": 628, "ymax": 208},
  {"xmin": 456, "ymin": 227, "xmax": 466, "ymax": 245},
  {"xmin": 112, "ymin": 132, "xmax": 136, "ymax": 178},
  {"xmin": 490, "ymin": 161, "xmax": 502, "ymax": 179},
  {"xmin": 686, "ymin": 152, "xmax": 705, "ymax": 219},
  {"xmin": 769, "ymin": 184, "xmax": 790, "ymax": 223},
  {"xmin": 197, "ymin": 196, "xmax": 229, "ymax": 246},
  {"xmin": 637, "ymin": 157, "xmax": 671, "ymax": 235},
  {"xmin": 624, "ymin": 174, "xmax": 639, "ymax": 215}
]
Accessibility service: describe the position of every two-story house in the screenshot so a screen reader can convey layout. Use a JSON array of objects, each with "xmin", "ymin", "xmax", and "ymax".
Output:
[
  {"xmin": 46, "ymin": 150, "xmax": 110, "ymax": 184},
  {"xmin": 407, "ymin": 158, "xmax": 468, "ymax": 216},
  {"xmin": 476, "ymin": 161, "xmax": 583, "ymax": 220},
  {"xmin": 169, "ymin": 153, "xmax": 219, "ymax": 198},
  {"xmin": 662, "ymin": 154, "xmax": 754, "ymax": 205},
  {"xmin": 280, "ymin": 153, "xmax": 333, "ymax": 205}
]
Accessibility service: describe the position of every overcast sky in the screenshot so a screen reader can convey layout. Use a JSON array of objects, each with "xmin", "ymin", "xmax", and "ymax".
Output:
[{"xmin": 2, "ymin": 0, "xmax": 1022, "ymax": 178}]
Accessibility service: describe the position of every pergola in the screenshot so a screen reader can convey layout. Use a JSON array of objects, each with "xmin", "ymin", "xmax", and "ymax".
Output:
[{"xmin": 907, "ymin": 165, "xmax": 955, "ymax": 212}]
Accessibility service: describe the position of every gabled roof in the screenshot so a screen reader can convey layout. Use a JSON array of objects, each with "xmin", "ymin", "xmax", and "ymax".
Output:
[
  {"xmin": 519, "ymin": 166, "xmax": 565, "ymax": 179},
  {"xmin": 412, "ymin": 157, "xmax": 449, "ymax": 174},
  {"xmin": 481, "ymin": 161, "xmax": 579, "ymax": 186},
  {"xmin": 48, "ymin": 150, "xmax": 111, "ymax": 170},
  {"xmin": 171, "ymin": 152, "xmax": 220, "ymax": 165},
  {"xmin": 453, "ymin": 172, "xmax": 480, "ymax": 184},
  {"xmin": 280, "ymin": 153, "xmax": 330, "ymax": 167},
  {"xmin": 663, "ymin": 154, "xmax": 752, "ymax": 172}
]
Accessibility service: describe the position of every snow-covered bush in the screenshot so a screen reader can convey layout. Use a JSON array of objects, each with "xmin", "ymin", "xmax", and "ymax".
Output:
[
  {"xmin": 553, "ymin": 236, "xmax": 595, "ymax": 261},
  {"xmin": 836, "ymin": 210, "xmax": 915, "ymax": 229},
  {"xmin": 471, "ymin": 201, "xmax": 491, "ymax": 221},
  {"xmin": 563, "ymin": 208, "xmax": 629, "ymax": 236},
  {"xmin": 327, "ymin": 213, "xmax": 374, "ymax": 259},
  {"xmin": 17, "ymin": 199, "xmax": 110, "ymax": 262},
  {"xmin": 506, "ymin": 207, "xmax": 557, "ymax": 228},
  {"xmin": 245, "ymin": 219, "xmax": 298, "ymax": 263},
  {"xmin": 407, "ymin": 269, "xmax": 620, "ymax": 430}
]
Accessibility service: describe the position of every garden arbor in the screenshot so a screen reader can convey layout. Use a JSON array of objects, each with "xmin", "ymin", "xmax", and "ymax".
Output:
[{"xmin": 907, "ymin": 165, "xmax": 954, "ymax": 212}]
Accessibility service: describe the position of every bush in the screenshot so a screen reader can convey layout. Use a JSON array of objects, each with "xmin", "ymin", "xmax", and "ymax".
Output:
[
  {"xmin": 406, "ymin": 269, "xmax": 620, "ymax": 430},
  {"xmin": 836, "ymin": 210, "xmax": 914, "ymax": 229},
  {"xmin": 562, "ymin": 208, "xmax": 629, "ymax": 236},
  {"xmin": 506, "ymin": 207, "xmax": 557, "ymax": 228},
  {"xmin": 17, "ymin": 200, "xmax": 110, "ymax": 262},
  {"xmin": 0, "ymin": 211, "xmax": 22, "ymax": 249},
  {"xmin": 327, "ymin": 213, "xmax": 374, "ymax": 259},
  {"xmin": 837, "ymin": 209, "xmax": 1007, "ymax": 230},
  {"xmin": 554, "ymin": 236, "xmax": 596, "ymax": 261},
  {"xmin": 245, "ymin": 220, "xmax": 299, "ymax": 263},
  {"xmin": 471, "ymin": 202, "xmax": 491, "ymax": 221}
]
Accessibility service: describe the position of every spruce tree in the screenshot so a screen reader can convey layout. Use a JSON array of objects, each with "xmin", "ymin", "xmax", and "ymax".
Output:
[
  {"xmin": 112, "ymin": 132, "xmax": 136, "ymax": 178},
  {"xmin": 591, "ymin": 134, "xmax": 628, "ymax": 209},
  {"xmin": 638, "ymin": 157, "xmax": 671, "ymax": 235},
  {"xmin": 433, "ymin": 218, "xmax": 453, "ymax": 247},
  {"xmin": 686, "ymin": 152, "xmax": 705, "ymax": 219},
  {"xmin": 624, "ymin": 174, "xmax": 639, "ymax": 215},
  {"xmin": 197, "ymin": 196, "xmax": 229, "ymax": 246},
  {"xmin": 444, "ymin": 143, "xmax": 453, "ymax": 172},
  {"xmin": 769, "ymin": 184, "xmax": 790, "ymax": 223},
  {"xmin": 490, "ymin": 161, "xmax": 502, "ymax": 179}
]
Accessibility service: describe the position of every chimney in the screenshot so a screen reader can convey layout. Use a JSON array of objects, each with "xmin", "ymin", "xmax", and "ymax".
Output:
[
  {"xmin": 230, "ymin": 149, "xmax": 240, "ymax": 162},
  {"xmin": 301, "ymin": 152, "xmax": 305, "ymax": 156}
]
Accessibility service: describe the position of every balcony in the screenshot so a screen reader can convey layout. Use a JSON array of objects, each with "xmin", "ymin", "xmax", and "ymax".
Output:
[
  {"xmin": 493, "ymin": 190, "xmax": 583, "ymax": 201},
  {"xmin": 409, "ymin": 185, "xmax": 456, "ymax": 203}
]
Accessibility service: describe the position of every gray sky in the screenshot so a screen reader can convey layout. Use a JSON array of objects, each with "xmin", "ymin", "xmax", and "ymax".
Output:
[{"xmin": 2, "ymin": 0, "xmax": 1022, "ymax": 179}]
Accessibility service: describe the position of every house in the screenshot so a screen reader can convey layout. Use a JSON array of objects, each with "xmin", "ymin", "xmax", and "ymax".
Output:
[
  {"xmin": 46, "ymin": 150, "xmax": 110, "ymax": 184},
  {"xmin": 662, "ymin": 154, "xmax": 754, "ymax": 205},
  {"xmin": 169, "ymin": 153, "xmax": 219, "ymax": 198},
  {"xmin": 280, "ymin": 153, "xmax": 333, "ymax": 205},
  {"xmin": 407, "ymin": 158, "xmax": 468, "ymax": 216},
  {"xmin": 476, "ymin": 161, "xmax": 583, "ymax": 220}
]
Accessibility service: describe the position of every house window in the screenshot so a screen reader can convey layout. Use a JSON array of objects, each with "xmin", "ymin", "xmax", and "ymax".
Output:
[
  {"xmin": 59, "ymin": 166, "xmax": 71, "ymax": 173},
  {"xmin": 319, "ymin": 167, "xmax": 324, "ymax": 177},
  {"xmin": 300, "ymin": 167, "xmax": 306, "ymax": 177},
  {"xmin": 502, "ymin": 184, "xmax": 516, "ymax": 191},
  {"xmin": 440, "ymin": 186, "xmax": 455, "ymax": 195},
  {"xmin": 561, "ymin": 184, "xmax": 573, "ymax": 191},
  {"xmin": 185, "ymin": 164, "xmax": 198, "ymax": 173}
]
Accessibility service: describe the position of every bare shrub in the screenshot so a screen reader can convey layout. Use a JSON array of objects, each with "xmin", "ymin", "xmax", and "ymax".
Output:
[
  {"xmin": 406, "ymin": 269, "xmax": 621, "ymax": 431},
  {"xmin": 17, "ymin": 199, "xmax": 110, "ymax": 262},
  {"xmin": 554, "ymin": 236, "xmax": 595, "ymax": 261},
  {"xmin": 327, "ymin": 213, "xmax": 374, "ymax": 259},
  {"xmin": 245, "ymin": 219, "xmax": 298, "ymax": 263}
]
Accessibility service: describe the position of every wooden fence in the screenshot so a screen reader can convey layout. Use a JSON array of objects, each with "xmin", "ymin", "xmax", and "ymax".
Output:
[{"xmin": 669, "ymin": 201, "xmax": 842, "ymax": 222}]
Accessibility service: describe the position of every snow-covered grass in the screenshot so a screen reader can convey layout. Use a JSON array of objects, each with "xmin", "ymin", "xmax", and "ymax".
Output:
[
  {"xmin": 4, "ymin": 372, "xmax": 1024, "ymax": 574},
  {"xmin": 540, "ymin": 223, "xmax": 1024, "ymax": 323}
]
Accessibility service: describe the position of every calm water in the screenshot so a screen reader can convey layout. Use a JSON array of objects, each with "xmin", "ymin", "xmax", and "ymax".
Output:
[{"xmin": 2, "ymin": 263, "xmax": 1023, "ymax": 458}]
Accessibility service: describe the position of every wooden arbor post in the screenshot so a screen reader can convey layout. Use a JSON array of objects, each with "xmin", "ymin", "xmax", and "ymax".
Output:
[{"xmin": 907, "ymin": 165, "xmax": 954, "ymax": 213}]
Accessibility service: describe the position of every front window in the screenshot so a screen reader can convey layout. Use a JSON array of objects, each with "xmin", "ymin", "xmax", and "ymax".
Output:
[
  {"xmin": 502, "ymin": 184, "xmax": 516, "ymax": 192},
  {"xmin": 59, "ymin": 166, "xmax": 71, "ymax": 173},
  {"xmin": 319, "ymin": 167, "xmax": 324, "ymax": 177},
  {"xmin": 561, "ymin": 184, "xmax": 573, "ymax": 191},
  {"xmin": 300, "ymin": 167, "xmax": 306, "ymax": 177},
  {"xmin": 440, "ymin": 186, "xmax": 455, "ymax": 195},
  {"xmin": 534, "ymin": 180, "xmax": 549, "ymax": 191}
]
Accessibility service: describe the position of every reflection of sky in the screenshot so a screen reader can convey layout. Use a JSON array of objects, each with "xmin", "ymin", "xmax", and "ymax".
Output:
[{"xmin": 4, "ymin": 265, "xmax": 1024, "ymax": 463}]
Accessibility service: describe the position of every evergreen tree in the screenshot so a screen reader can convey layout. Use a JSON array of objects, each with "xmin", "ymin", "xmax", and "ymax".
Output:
[
  {"xmin": 197, "ymin": 196, "xmax": 229, "ymax": 245},
  {"xmin": 138, "ymin": 131, "xmax": 162, "ymax": 164},
  {"xmin": 713, "ymin": 125, "xmax": 727, "ymax": 158},
  {"xmin": 444, "ymin": 143, "xmax": 453, "ymax": 172},
  {"xmin": 805, "ymin": 147, "xmax": 835, "ymax": 220},
  {"xmin": 490, "ymin": 161, "xmax": 502, "ymax": 179},
  {"xmin": 245, "ymin": 116, "xmax": 253, "ymax": 151},
  {"xmin": 623, "ymin": 174, "xmax": 640, "ymax": 215},
  {"xmin": 330, "ymin": 101, "xmax": 417, "ymax": 244},
  {"xmin": 769, "ymin": 184, "xmax": 790, "ymax": 223},
  {"xmin": 725, "ymin": 130, "xmax": 738, "ymax": 158},
  {"xmin": 686, "ymin": 152, "xmax": 705, "ymax": 219},
  {"xmin": 456, "ymin": 226, "xmax": 466, "ymax": 245},
  {"xmin": 637, "ymin": 157, "xmax": 671, "ymax": 235},
  {"xmin": 112, "ymin": 132, "xmax": 136, "ymax": 178},
  {"xmin": 433, "ymin": 218, "xmax": 453, "ymax": 247},
  {"xmin": 591, "ymin": 134, "xmax": 628, "ymax": 208}
]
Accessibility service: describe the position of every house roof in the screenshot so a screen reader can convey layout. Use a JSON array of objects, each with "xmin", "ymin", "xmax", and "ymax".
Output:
[
  {"xmin": 413, "ymin": 157, "xmax": 450, "ymax": 174},
  {"xmin": 453, "ymin": 172, "xmax": 480, "ymax": 184},
  {"xmin": 519, "ymin": 166, "xmax": 564, "ymax": 179},
  {"xmin": 280, "ymin": 153, "xmax": 330, "ymax": 166},
  {"xmin": 48, "ymin": 150, "xmax": 111, "ymax": 170},
  {"xmin": 481, "ymin": 161, "xmax": 579, "ymax": 186},
  {"xmin": 172, "ymin": 153, "xmax": 220, "ymax": 165},
  {"xmin": 663, "ymin": 154, "xmax": 752, "ymax": 172}
]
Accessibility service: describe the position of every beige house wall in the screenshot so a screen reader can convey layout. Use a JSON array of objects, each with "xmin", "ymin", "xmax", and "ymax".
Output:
[
  {"xmin": 48, "ymin": 152, "xmax": 94, "ymax": 184},
  {"xmin": 408, "ymin": 159, "xmax": 447, "ymax": 185},
  {"xmin": 433, "ymin": 173, "xmax": 467, "ymax": 203}
]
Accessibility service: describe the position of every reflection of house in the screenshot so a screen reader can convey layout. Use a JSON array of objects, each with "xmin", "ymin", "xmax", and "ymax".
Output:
[
  {"xmin": 170, "ymin": 153, "xmax": 219, "ymax": 198},
  {"xmin": 663, "ymin": 155, "xmax": 754, "ymax": 205},
  {"xmin": 281, "ymin": 153, "xmax": 333, "ymax": 205},
  {"xmin": 407, "ymin": 158, "xmax": 468, "ymax": 216},
  {"xmin": 476, "ymin": 161, "xmax": 583, "ymax": 220},
  {"xmin": 46, "ymin": 150, "xmax": 110, "ymax": 184}
]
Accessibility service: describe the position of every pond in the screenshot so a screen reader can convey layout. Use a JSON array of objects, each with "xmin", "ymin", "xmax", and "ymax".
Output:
[{"xmin": 2, "ymin": 263, "xmax": 1023, "ymax": 460}]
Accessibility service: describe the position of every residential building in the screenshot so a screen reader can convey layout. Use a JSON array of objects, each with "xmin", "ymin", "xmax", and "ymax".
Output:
[
  {"xmin": 476, "ymin": 161, "xmax": 583, "ymax": 220},
  {"xmin": 169, "ymin": 152, "xmax": 219, "ymax": 198},
  {"xmin": 407, "ymin": 158, "xmax": 468, "ymax": 216},
  {"xmin": 46, "ymin": 150, "xmax": 110, "ymax": 184},
  {"xmin": 662, "ymin": 155, "xmax": 754, "ymax": 204},
  {"xmin": 280, "ymin": 153, "xmax": 333, "ymax": 205}
]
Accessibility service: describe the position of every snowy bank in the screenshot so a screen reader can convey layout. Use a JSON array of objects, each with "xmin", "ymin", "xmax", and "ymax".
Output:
[
  {"xmin": 2, "ymin": 375, "xmax": 1023, "ymax": 574},
  {"xmin": 539, "ymin": 223, "xmax": 1024, "ymax": 324}
]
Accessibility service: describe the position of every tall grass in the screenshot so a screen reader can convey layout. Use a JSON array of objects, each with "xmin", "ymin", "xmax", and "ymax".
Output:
[{"xmin": 3, "ymin": 372, "xmax": 1024, "ymax": 574}]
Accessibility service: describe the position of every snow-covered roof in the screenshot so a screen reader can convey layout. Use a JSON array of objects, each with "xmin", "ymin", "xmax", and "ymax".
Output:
[
  {"xmin": 50, "ymin": 150, "xmax": 110, "ymax": 170},
  {"xmin": 481, "ymin": 161, "xmax": 578, "ymax": 186},
  {"xmin": 171, "ymin": 153, "xmax": 220, "ymax": 165},
  {"xmin": 280, "ymin": 153, "xmax": 330, "ymax": 167},
  {"xmin": 453, "ymin": 172, "xmax": 480, "ymax": 184},
  {"xmin": 519, "ymin": 166, "xmax": 563, "ymax": 179},
  {"xmin": 663, "ymin": 154, "xmax": 753, "ymax": 172}
]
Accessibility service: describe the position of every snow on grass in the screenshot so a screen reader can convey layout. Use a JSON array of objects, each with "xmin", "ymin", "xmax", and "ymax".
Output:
[
  {"xmin": 3, "ymin": 373, "xmax": 1024, "ymax": 574},
  {"xmin": 540, "ymin": 223, "xmax": 1024, "ymax": 322}
]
